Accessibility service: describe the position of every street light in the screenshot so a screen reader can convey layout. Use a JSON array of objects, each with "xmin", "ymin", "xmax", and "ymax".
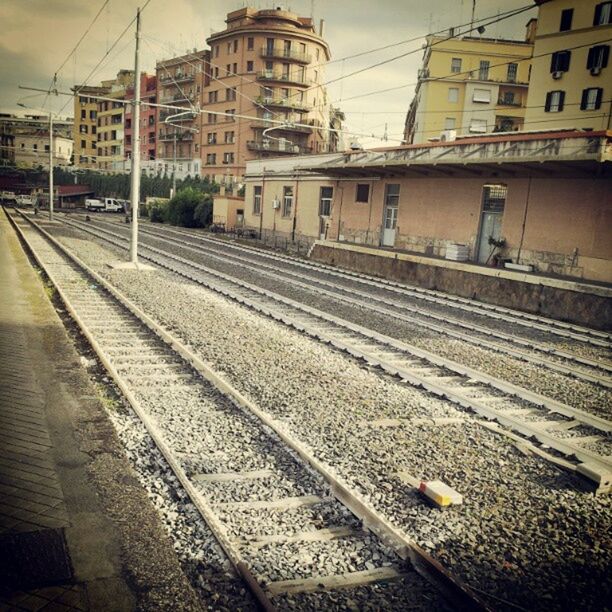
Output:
[
  {"xmin": 17, "ymin": 103, "xmax": 56, "ymax": 221},
  {"xmin": 164, "ymin": 110, "xmax": 198, "ymax": 197}
]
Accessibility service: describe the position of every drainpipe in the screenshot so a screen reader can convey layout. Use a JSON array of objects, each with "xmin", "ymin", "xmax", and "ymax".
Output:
[
  {"xmin": 516, "ymin": 173, "xmax": 532, "ymax": 263},
  {"xmin": 291, "ymin": 173, "xmax": 299, "ymax": 242},
  {"xmin": 259, "ymin": 169, "xmax": 265, "ymax": 240}
]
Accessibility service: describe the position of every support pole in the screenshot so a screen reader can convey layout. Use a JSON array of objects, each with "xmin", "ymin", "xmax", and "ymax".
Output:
[
  {"xmin": 49, "ymin": 113, "xmax": 54, "ymax": 221},
  {"xmin": 130, "ymin": 7, "xmax": 141, "ymax": 264},
  {"xmin": 173, "ymin": 132, "xmax": 177, "ymax": 197}
]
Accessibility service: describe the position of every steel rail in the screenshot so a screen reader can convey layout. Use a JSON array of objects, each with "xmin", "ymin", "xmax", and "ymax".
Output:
[
  {"xmin": 9, "ymin": 209, "xmax": 489, "ymax": 611},
  {"xmin": 104, "ymin": 219, "xmax": 611, "ymax": 385},
  {"xmin": 48, "ymin": 214, "xmax": 611, "ymax": 490},
  {"xmin": 124, "ymin": 218, "xmax": 612, "ymax": 347}
]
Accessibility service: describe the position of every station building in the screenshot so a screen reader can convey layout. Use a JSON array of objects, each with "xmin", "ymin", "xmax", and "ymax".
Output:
[{"xmin": 242, "ymin": 129, "xmax": 612, "ymax": 285}]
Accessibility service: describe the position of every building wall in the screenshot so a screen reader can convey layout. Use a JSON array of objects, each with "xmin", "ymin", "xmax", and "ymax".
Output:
[
  {"xmin": 201, "ymin": 7, "xmax": 332, "ymax": 184},
  {"xmin": 245, "ymin": 169, "xmax": 612, "ymax": 283},
  {"xmin": 124, "ymin": 73, "xmax": 158, "ymax": 162},
  {"xmin": 406, "ymin": 35, "xmax": 532, "ymax": 143},
  {"xmin": 525, "ymin": 0, "xmax": 612, "ymax": 131},
  {"xmin": 14, "ymin": 134, "xmax": 72, "ymax": 169},
  {"xmin": 73, "ymin": 87, "xmax": 107, "ymax": 168}
]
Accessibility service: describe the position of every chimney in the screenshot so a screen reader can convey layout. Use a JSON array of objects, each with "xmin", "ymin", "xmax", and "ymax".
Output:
[
  {"xmin": 525, "ymin": 18, "xmax": 537, "ymax": 44},
  {"xmin": 319, "ymin": 18, "xmax": 324, "ymax": 37}
]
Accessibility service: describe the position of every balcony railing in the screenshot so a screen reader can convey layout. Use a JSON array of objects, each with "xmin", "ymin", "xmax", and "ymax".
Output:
[
  {"xmin": 159, "ymin": 92, "xmax": 197, "ymax": 104},
  {"xmin": 158, "ymin": 132, "xmax": 194, "ymax": 142},
  {"xmin": 246, "ymin": 140, "xmax": 312, "ymax": 154},
  {"xmin": 256, "ymin": 70, "xmax": 310, "ymax": 87},
  {"xmin": 159, "ymin": 73, "xmax": 195, "ymax": 84},
  {"xmin": 255, "ymin": 96, "xmax": 311, "ymax": 113},
  {"xmin": 497, "ymin": 97, "xmax": 523, "ymax": 107},
  {"xmin": 159, "ymin": 111, "xmax": 198, "ymax": 122},
  {"xmin": 252, "ymin": 119, "xmax": 313, "ymax": 134},
  {"xmin": 260, "ymin": 46, "xmax": 311, "ymax": 64}
]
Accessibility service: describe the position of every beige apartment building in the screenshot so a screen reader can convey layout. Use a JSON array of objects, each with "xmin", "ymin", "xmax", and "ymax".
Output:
[
  {"xmin": 72, "ymin": 85, "xmax": 109, "ymax": 167},
  {"xmin": 524, "ymin": 0, "xmax": 612, "ymax": 131},
  {"xmin": 156, "ymin": 50, "xmax": 208, "ymax": 178},
  {"xmin": 201, "ymin": 7, "xmax": 333, "ymax": 185},
  {"xmin": 404, "ymin": 33, "xmax": 533, "ymax": 144},
  {"xmin": 14, "ymin": 132, "xmax": 73, "ymax": 169}
]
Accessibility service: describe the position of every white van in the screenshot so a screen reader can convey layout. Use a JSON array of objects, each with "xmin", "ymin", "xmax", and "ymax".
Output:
[
  {"xmin": 103, "ymin": 198, "xmax": 124, "ymax": 212},
  {"xmin": 16, "ymin": 194, "xmax": 33, "ymax": 207},
  {"xmin": 85, "ymin": 198, "xmax": 105, "ymax": 211}
]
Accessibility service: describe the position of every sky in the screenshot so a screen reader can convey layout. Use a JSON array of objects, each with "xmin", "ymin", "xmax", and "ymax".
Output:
[{"xmin": 0, "ymin": 0, "xmax": 537, "ymax": 146}]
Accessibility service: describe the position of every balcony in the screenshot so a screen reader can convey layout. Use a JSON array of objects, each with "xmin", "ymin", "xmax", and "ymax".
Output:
[
  {"xmin": 255, "ymin": 96, "xmax": 311, "ymax": 113},
  {"xmin": 497, "ymin": 96, "xmax": 523, "ymax": 107},
  {"xmin": 159, "ymin": 111, "xmax": 198, "ymax": 123},
  {"xmin": 159, "ymin": 73, "xmax": 195, "ymax": 85},
  {"xmin": 252, "ymin": 119, "xmax": 313, "ymax": 134},
  {"xmin": 256, "ymin": 70, "xmax": 310, "ymax": 87},
  {"xmin": 159, "ymin": 92, "xmax": 197, "ymax": 105},
  {"xmin": 158, "ymin": 132, "xmax": 194, "ymax": 142},
  {"xmin": 247, "ymin": 140, "xmax": 312, "ymax": 154},
  {"xmin": 260, "ymin": 46, "xmax": 311, "ymax": 64}
]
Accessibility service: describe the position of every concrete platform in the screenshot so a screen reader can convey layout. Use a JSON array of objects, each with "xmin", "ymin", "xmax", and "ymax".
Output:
[
  {"xmin": 0, "ymin": 210, "xmax": 202, "ymax": 610},
  {"xmin": 310, "ymin": 241, "xmax": 612, "ymax": 330}
]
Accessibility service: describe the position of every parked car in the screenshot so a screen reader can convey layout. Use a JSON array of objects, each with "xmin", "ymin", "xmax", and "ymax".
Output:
[
  {"xmin": 0, "ymin": 191, "xmax": 16, "ymax": 203},
  {"xmin": 103, "ymin": 197, "xmax": 124, "ymax": 212},
  {"xmin": 15, "ymin": 194, "xmax": 33, "ymax": 207},
  {"xmin": 85, "ymin": 198, "xmax": 105, "ymax": 211}
]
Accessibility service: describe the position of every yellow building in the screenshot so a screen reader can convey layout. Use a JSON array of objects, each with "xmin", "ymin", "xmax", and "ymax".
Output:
[
  {"xmin": 404, "ymin": 34, "xmax": 533, "ymax": 144},
  {"xmin": 72, "ymin": 85, "xmax": 109, "ymax": 168},
  {"xmin": 524, "ymin": 0, "xmax": 612, "ymax": 131},
  {"xmin": 96, "ymin": 70, "xmax": 134, "ymax": 172}
]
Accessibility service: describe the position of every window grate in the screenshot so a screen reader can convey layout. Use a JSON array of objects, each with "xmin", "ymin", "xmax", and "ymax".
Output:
[{"xmin": 482, "ymin": 185, "xmax": 507, "ymax": 212}]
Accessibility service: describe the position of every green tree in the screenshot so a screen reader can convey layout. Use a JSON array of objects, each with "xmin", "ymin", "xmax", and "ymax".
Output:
[{"xmin": 166, "ymin": 187, "xmax": 206, "ymax": 227}]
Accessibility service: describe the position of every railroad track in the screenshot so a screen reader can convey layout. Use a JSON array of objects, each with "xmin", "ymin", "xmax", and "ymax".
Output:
[
  {"xmin": 44, "ymin": 213, "xmax": 612, "ymax": 492},
  {"xmin": 84, "ymin": 215, "xmax": 612, "ymax": 388},
  {"xmin": 99, "ymin": 214, "xmax": 612, "ymax": 347},
  {"xmin": 7, "ymin": 209, "xmax": 486, "ymax": 610}
]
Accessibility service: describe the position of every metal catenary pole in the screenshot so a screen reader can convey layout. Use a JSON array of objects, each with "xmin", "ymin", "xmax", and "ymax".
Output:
[
  {"xmin": 49, "ymin": 113, "xmax": 54, "ymax": 221},
  {"xmin": 130, "ymin": 7, "xmax": 141, "ymax": 264}
]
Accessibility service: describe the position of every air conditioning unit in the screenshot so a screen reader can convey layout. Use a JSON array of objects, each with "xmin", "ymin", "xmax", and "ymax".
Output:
[
  {"xmin": 272, "ymin": 199, "xmax": 280, "ymax": 209},
  {"xmin": 552, "ymin": 71, "xmax": 563, "ymax": 79},
  {"xmin": 590, "ymin": 67, "xmax": 602, "ymax": 76},
  {"xmin": 440, "ymin": 129, "xmax": 457, "ymax": 142}
]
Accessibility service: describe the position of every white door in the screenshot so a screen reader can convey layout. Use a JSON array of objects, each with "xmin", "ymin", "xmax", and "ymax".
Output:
[{"xmin": 382, "ymin": 184, "xmax": 400, "ymax": 247}]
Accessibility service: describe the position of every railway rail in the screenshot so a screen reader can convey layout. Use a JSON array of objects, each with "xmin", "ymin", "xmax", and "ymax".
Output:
[
  {"xmin": 99, "ymin": 214, "xmax": 612, "ymax": 347},
  {"xmin": 6, "ymin": 209, "xmax": 487, "ymax": 610},
  {"xmin": 38, "ymin": 212, "xmax": 612, "ymax": 492},
  {"xmin": 81, "ymin": 215, "xmax": 612, "ymax": 388}
]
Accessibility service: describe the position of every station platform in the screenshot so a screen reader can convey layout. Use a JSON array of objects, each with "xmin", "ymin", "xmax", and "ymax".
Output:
[
  {"xmin": 0, "ymin": 210, "xmax": 201, "ymax": 610},
  {"xmin": 310, "ymin": 240, "xmax": 612, "ymax": 330}
]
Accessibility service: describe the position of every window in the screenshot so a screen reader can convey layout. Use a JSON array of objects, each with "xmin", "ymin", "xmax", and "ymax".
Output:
[
  {"xmin": 319, "ymin": 186, "xmax": 333, "ymax": 216},
  {"xmin": 479, "ymin": 60, "xmax": 490, "ymax": 80},
  {"xmin": 355, "ymin": 184, "xmax": 370, "ymax": 203},
  {"xmin": 507, "ymin": 63, "xmax": 518, "ymax": 82},
  {"xmin": 233, "ymin": 40, "xmax": 238, "ymax": 53},
  {"xmin": 207, "ymin": 132, "xmax": 217, "ymax": 144},
  {"xmin": 226, "ymin": 87, "xmax": 236, "ymax": 101},
  {"xmin": 227, "ymin": 42, "xmax": 232, "ymax": 54},
  {"xmin": 226, "ymin": 64, "xmax": 231, "ymax": 75},
  {"xmin": 587, "ymin": 45, "xmax": 610, "ymax": 72},
  {"xmin": 233, "ymin": 63, "xmax": 238, "ymax": 74},
  {"xmin": 125, "ymin": 118, "xmax": 131, "ymax": 129},
  {"xmin": 247, "ymin": 61, "xmax": 254, "ymax": 72},
  {"xmin": 545, "ymin": 90, "xmax": 565, "ymax": 112},
  {"xmin": 473, "ymin": 88, "xmax": 491, "ymax": 103},
  {"xmin": 208, "ymin": 113, "xmax": 217, "ymax": 123},
  {"xmin": 80, "ymin": 109, "xmax": 86, "ymax": 119},
  {"xmin": 501, "ymin": 91, "xmax": 516, "ymax": 105},
  {"xmin": 148, "ymin": 115, "xmax": 155, "ymax": 126},
  {"xmin": 594, "ymin": 2, "xmax": 611, "ymax": 25},
  {"xmin": 226, "ymin": 109, "xmax": 236, "ymax": 121},
  {"xmin": 223, "ymin": 152, "xmax": 235, "ymax": 164},
  {"xmin": 448, "ymin": 87, "xmax": 459, "ymax": 103},
  {"xmin": 247, "ymin": 37, "xmax": 254, "ymax": 50},
  {"xmin": 33, "ymin": 144, "xmax": 38, "ymax": 150},
  {"xmin": 253, "ymin": 185, "xmax": 262, "ymax": 214},
  {"xmin": 482, "ymin": 184, "xmax": 507, "ymax": 213},
  {"xmin": 79, "ymin": 125, "xmax": 88, "ymax": 133},
  {"xmin": 80, "ymin": 139, "xmax": 86, "ymax": 148},
  {"xmin": 92, "ymin": 126, "xmax": 96, "ymax": 134},
  {"xmin": 224, "ymin": 131, "xmax": 235, "ymax": 143},
  {"xmin": 89, "ymin": 110, "xmax": 96, "ymax": 120},
  {"xmin": 206, "ymin": 153, "xmax": 216, "ymax": 164},
  {"xmin": 444, "ymin": 117, "xmax": 456, "ymax": 130},
  {"xmin": 209, "ymin": 90, "xmax": 218, "ymax": 103},
  {"xmin": 469, "ymin": 118, "xmax": 488, "ymax": 133},
  {"xmin": 214, "ymin": 67, "xmax": 219, "ymax": 78},
  {"xmin": 282, "ymin": 186, "xmax": 293, "ymax": 216},
  {"xmin": 550, "ymin": 50, "xmax": 571, "ymax": 73},
  {"xmin": 560, "ymin": 8, "xmax": 573, "ymax": 31},
  {"xmin": 214, "ymin": 45, "xmax": 219, "ymax": 58},
  {"xmin": 266, "ymin": 38, "xmax": 275, "ymax": 54},
  {"xmin": 451, "ymin": 58, "xmax": 462, "ymax": 73},
  {"xmin": 581, "ymin": 87, "xmax": 603, "ymax": 110}
]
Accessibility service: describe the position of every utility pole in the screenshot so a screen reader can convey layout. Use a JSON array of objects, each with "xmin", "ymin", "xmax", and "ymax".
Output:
[
  {"xmin": 173, "ymin": 131, "xmax": 177, "ymax": 197},
  {"xmin": 130, "ymin": 7, "xmax": 141, "ymax": 264},
  {"xmin": 48, "ymin": 113, "xmax": 54, "ymax": 221}
]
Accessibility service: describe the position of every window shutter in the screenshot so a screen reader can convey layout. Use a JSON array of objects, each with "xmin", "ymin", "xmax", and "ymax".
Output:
[
  {"xmin": 587, "ymin": 47, "xmax": 595, "ymax": 69},
  {"xmin": 581, "ymin": 89, "xmax": 589, "ymax": 110},
  {"xmin": 603, "ymin": 45, "xmax": 610, "ymax": 68},
  {"xmin": 595, "ymin": 88, "xmax": 603, "ymax": 109},
  {"xmin": 594, "ymin": 3, "xmax": 602, "ymax": 25},
  {"xmin": 562, "ymin": 51, "xmax": 571, "ymax": 71},
  {"xmin": 545, "ymin": 92, "xmax": 552, "ymax": 112},
  {"xmin": 550, "ymin": 53, "xmax": 557, "ymax": 72},
  {"xmin": 558, "ymin": 91, "xmax": 566, "ymax": 111}
]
